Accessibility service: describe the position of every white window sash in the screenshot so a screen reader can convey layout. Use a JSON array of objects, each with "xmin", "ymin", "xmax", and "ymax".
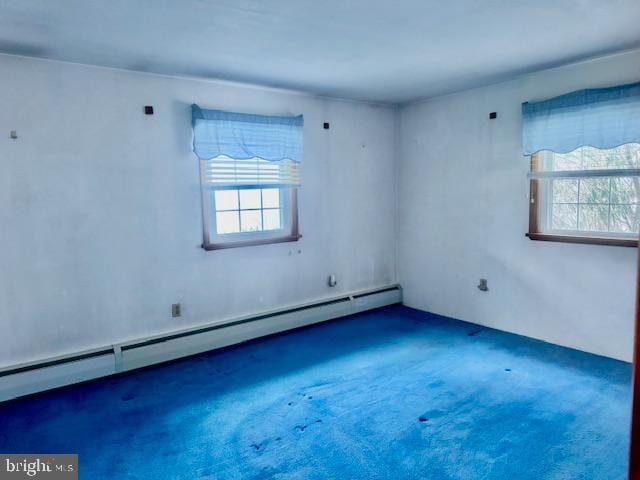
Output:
[{"xmin": 529, "ymin": 168, "xmax": 640, "ymax": 180}]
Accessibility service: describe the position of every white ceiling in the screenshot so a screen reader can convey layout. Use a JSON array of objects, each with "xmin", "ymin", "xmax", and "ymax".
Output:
[{"xmin": 1, "ymin": 0, "xmax": 639, "ymax": 104}]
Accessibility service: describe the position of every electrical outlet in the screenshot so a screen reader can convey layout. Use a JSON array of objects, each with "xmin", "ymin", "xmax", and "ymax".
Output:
[
  {"xmin": 477, "ymin": 279, "xmax": 489, "ymax": 292},
  {"xmin": 172, "ymin": 303, "xmax": 182, "ymax": 317}
]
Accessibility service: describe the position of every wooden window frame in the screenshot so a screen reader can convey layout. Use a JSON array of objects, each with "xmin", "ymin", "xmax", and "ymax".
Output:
[
  {"xmin": 201, "ymin": 188, "xmax": 300, "ymax": 251},
  {"xmin": 527, "ymin": 153, "xmax": 638, "ymax": 248}
]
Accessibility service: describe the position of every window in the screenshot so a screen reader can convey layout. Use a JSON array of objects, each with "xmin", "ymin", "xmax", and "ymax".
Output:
[
  {"xmin": 191, "ymin": 105, "xmax": 303, "ymax": 250},
  {"xmin": 201, "ymin": 181, "xmax": 299, "ymax": 250},
  {"xmin": 214, "ymin": 189, "xmax": 285, "ymax": 234},
  {"xmin": 522, "ymin": 81, "xmax": 640, "ymax": 246},
  {"xmin": 200, "ymin": 156, "xmax": 300, "ymax": 249},
  {"xmin": 528, "ymin": 144, "xmax": 640, "ymax": 246}
]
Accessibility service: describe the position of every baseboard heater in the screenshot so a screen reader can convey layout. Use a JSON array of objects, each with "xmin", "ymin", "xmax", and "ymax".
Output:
[{"xmin": 0, "ymin": 284, "xmax": 402, "ymax": 402}]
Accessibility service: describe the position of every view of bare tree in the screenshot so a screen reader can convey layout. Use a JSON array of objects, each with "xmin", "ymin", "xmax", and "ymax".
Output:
[{"xmin": 542, "ymin": 144, "xmax": 640, "ymax": 234}]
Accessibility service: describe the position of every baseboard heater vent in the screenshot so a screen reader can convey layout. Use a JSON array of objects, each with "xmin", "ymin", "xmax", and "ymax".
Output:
[{"xmin": 0, "ymin": 284, "xmax": 401, "ymax": 402}]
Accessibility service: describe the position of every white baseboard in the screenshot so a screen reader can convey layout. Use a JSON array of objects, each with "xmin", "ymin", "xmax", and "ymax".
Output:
[{"xmin": 0, "ymin": 285, "xmax": 401, "ymax": 402}]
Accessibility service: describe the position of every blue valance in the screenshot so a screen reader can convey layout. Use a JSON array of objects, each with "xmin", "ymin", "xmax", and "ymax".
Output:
[
  {"xmin": 521, "ymin": 81, "xmax": 640, "ymax": 155},
  {"xmin": 192, "ymin": 104, "xmax": 304, "ymax": 162}
]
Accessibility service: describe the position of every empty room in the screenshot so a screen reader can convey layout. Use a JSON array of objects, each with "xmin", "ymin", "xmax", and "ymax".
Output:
[{"xmin": 1, "ymin": 1, "xmax": 640, "ymax": 478}]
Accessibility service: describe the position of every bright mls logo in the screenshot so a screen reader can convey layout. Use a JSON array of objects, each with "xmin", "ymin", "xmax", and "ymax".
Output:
[{"xmin": 0, "ymin": 455, "xmax": 77, "ymax": 479}]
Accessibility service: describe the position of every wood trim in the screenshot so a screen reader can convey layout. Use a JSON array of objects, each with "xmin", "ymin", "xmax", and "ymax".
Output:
[
  {"xmin": 526, "ymin": 232, "xmax": 638, "ymax": 247},
  {"xmin": 290, "ymin": 189, "xmax": 299, "ymax": 239},
  {"xmin": 200, "ymin": 173, "xmax": 212, "ymax": 248},
  {"xmin": 630, "ymin": 242, "xmax": 640, "ymax": 479},
  {"xmin": 529, "ymin": 178, "xmax": 539, "ymax": 234},
  {"xmin": 528, "ymin": 153, "xmax": 541, "ymax": 235},
  {"xmin": 203, "ymin": 234, "xmax": 301, "ymax": 251}
]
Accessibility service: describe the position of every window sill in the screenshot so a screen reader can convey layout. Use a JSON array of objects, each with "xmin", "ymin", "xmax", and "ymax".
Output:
[
  {"xmin": 202, "ymin": 234, "xmax": 301, "ymax": 251},
  {"xmin": 526, "ymin": 232, "xmax": 637, "ymax": 247}
]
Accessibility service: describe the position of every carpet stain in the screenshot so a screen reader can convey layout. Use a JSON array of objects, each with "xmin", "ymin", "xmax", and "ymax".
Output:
[
  {"xmin": 0, "ymin": 306, "xmax": 631, "ymax": 479},
  {"xmin": 294, "ymin": 420, "xmax": 322, "ymax": 432}
]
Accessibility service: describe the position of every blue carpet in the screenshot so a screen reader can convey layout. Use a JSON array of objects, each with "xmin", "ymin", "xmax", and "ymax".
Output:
[{"xmin": 0, "ymin": 306, "xmax": 632, "ymax": 479}]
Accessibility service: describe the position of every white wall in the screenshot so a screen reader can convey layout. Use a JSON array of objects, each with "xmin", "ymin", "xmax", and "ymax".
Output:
[
  {"xmin": 3, "ymin": 48, "xmax": 637, "ymax": 368},
  {"xmin": 398, "ymin": 50, "xmax": 640, "ymax": 362},
  {"xmin": 0, "ymin": 55, "xmax": 397, "ymax": 368}
]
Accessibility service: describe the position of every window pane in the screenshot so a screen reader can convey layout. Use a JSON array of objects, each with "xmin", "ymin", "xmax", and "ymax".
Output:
[
  {"xmin": 579, "ymin": 178, "xmax": 610, "ymax": 204},
  {"xmin": 551, "ymin": 204, "xmax": 577, "ymax": 230},
  {"xmin": 263, "ymin": 209, "xmax": 282, "ymax": 230},
  {"xmin": 588, "ymin": 144, "xmax": 640, "ymax": 169},
  {"xmin": 240, "ymin": 210, "xmax": 262, "ymax": 232},
  {"xmin": 547, "ymin": 144, "xmax": 640, "ymax": 171},
  {"xmin": 611, "ymin": 205, "xmax": 639, "ymax": 233},
  {"xmin": 580, "ymin": 147, "xmax": 609, "ymax": 170},
  {"xmin": 552, "ymin": 179, "xmax": 578, "ymax": 203},
  {"xmin": 216, "ymin": 211, "xmax": 240, "ymax": 234},
  {"xmin": 578, "ymin": 205, "xmax": 609, "ymax": 232},
  {"xmin": 549, "ymin": 150, "xmax": 581, "ymax": 171},
  {"xmin": 611, "ymin": 177, "xmax": 640, "ymax": 205},
  {"xmin": 214, "ymin": 190, "xmax": 239, "ymax": 211},
  {"xmin": 239, "ymin": 189, "xmax": 261, "ymax": 209},
  {"xmin": 262, "ymin": 188, "xmax": 280, "ymax": 209}
]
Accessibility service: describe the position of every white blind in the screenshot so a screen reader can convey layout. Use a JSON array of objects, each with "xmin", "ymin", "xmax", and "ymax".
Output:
[{"xmin": 201, "ymin": 156, "xmax": 300, "ymax": 190}]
